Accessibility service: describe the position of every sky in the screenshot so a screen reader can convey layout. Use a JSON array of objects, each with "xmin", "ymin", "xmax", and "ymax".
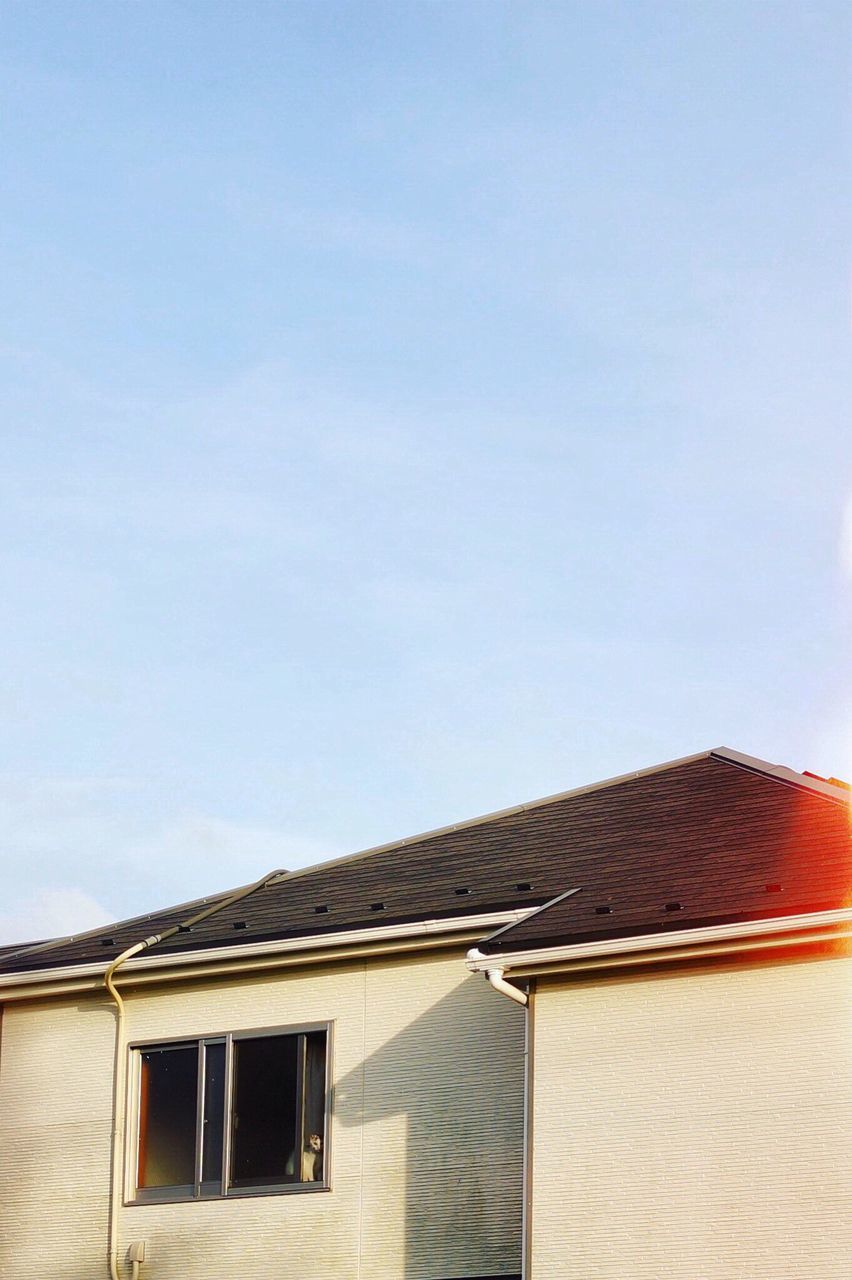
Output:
[{"xmin": 0, "ymin": 1, "xmax": 850, "ymax": 945}]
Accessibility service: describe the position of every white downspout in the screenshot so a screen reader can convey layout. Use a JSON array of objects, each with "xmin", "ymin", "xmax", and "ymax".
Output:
[
  {"xmin": 486, "ymin": 966, "xmax": 528, "ymax": 1005},
  {"xmin": 105, "ymin": 938, "xmax": 161, "ymax": 1280},
  {"xmin": 466, "ymin": 948, "xmax": 528, "ymax": 1006}
]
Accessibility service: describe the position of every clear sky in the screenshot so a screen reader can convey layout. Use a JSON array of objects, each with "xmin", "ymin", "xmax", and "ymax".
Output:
[{"xmin": 0, "ymin": 1, "xmax": 849, "ymax": 944}]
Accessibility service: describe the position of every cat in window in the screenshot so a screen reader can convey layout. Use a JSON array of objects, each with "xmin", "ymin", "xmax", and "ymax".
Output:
[
  {"xmin": 301, "ymin": 1133, "xmax": 323, "ymax": 1182},
  {"xmin": 287, "ymin": 1132, "xmax": 323, "ymax": 1182}
]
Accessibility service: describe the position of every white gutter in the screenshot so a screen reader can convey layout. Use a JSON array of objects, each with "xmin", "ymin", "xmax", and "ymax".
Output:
[
  {"xmin": 0, "ymin": 908, "xmax": 536, "ymax": 1000},
  {"xmin": 466, "ymin": 906, "xmax": 852, "ymax": 975},
  {"xmin": 500, "ymin": 925, "xmax": 852, "ymax": 979}
]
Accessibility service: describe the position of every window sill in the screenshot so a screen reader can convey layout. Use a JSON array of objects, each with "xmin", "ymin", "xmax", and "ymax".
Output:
[{"xmin": 127, "ymin": 1182, "xmax": 331, "ymax": 1207}]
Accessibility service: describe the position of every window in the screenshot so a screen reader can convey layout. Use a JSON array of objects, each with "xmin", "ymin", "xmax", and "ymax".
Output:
[{"xmin": 131, "ymin": 1025, "xmax": 329, "ymax": 1202}]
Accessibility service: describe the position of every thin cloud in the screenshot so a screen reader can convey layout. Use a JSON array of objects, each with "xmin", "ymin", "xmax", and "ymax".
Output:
[
  {"xmin": 841, "ymin": 494, "xmax": 852, "ymax": 579},
  {"xmin": 123, "ymin": 814, "xmax": 336, "ymax": 893},
  {"xmin": 0, "ymin": 772, "xmax": 339, "ymax": 942},
  {"xmin": 0, "ymin": 887, "xmax": 114, "ymax": 947}
]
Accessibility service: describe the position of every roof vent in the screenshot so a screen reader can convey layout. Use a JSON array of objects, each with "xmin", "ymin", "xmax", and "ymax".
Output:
[
  {"xmin": 314, "ymin": 905, "xmax": 330, "ymax": 914},
  {"xmin": 100, "ymin": 938, "xmax": 115, "ymax": 946},
  {"xmin": 178, "ymin": 924, "xmax": 192, "ymax": 933},
  {"xmin": 232, "ymin": 921, "xmax": 247, "ymax": 930},
  {"xmin": 664, "ymin": 902, "xmax": 682, "ymax": 912},
  {"xmin": 765, "ymin": 883, "xmax": 782, "ymax": 893},
  {"xmin": 515, "ymin": 882, "xmax": 532, "ymax": 892},
  {"xmin": 595, "ymin": 906, "xmax": 612, "ymax": 915},
  {"xmin": 454, "ymin": 887, "xmax": 472, "ymax": 896},
  {"xmin": 370, "ymin": 902, "xmax": 385, "ymax": 912}
]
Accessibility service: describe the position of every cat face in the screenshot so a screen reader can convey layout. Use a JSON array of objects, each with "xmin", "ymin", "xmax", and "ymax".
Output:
[{"xmin": 308, "ymin": 1133, "xmax": 322, "ymax": 1152}]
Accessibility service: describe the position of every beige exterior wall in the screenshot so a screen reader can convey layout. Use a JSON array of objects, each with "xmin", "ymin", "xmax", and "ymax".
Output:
[
  {"xmin": 0, "ymin": 948, "xmax": 525, "ymax": 1280},
  {"xmin": 530, "ymin": 950, "xmax": 852, "ymax": 1280}
]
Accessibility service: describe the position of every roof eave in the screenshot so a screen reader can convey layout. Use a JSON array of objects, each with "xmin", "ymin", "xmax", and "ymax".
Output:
[{"xmin": 0, "ymin": 906, "xmax": 537, "ymax": 1001}]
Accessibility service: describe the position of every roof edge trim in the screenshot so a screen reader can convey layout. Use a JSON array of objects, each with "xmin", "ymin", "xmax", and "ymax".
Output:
[{"xmin": 711, "ymin": 747, "xmax": 852, "ymax": 806}]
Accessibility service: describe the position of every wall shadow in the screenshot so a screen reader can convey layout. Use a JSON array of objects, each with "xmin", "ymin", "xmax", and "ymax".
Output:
[{"xmin": 335, "ymin": 972, "xmax": 524, "ymax": 1280}]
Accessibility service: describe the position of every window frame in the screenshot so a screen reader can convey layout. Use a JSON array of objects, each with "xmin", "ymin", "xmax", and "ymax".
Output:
[{"xmin": 125, "ymin": 1020, "xmax": 333, "ymax": 1205}]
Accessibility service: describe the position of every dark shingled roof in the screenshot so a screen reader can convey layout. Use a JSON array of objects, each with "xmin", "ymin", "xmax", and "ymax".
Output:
[{"xmin": 1, "ymin": 748, "xmax": 850, "ymax": 975}]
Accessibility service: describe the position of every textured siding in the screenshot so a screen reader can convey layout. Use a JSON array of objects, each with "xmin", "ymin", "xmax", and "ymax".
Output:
[
  {"xmin": 0, "ymin": 997, "xmax": 114, "ymax": 1277},
  {"xmin": 359, "ymin": 956, "xmax": 524, "ymax": 1280},
  {"xmin": 531, "ymin": 951, "xmax": 852, "ymax": 1279},
  {"xmin": 0, "ymin": 949, "xmax": 524, "ymax": 1279}
]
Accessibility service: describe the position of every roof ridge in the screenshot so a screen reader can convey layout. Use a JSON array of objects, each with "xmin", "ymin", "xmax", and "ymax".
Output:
[
  {"xmin": 267, "ymin": 747, "xmax": 718, "ymax": 888},
  {"xmin": 275, "ymin": 746, "xmax": 850, "ymax": 891}
]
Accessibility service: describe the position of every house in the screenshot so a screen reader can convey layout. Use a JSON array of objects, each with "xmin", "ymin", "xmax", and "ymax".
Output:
[{"xmin": 0, "ymin": 746, "xmax": 849, "ymax": 1280}]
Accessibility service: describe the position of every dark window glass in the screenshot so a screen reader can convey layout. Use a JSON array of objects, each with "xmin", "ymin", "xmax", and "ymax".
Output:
[
  {"xmin": 138, "ymin": 1045, "xmax": 198, "ymax": 1190},
  {"xmin": 200, "ymin": 1041, "xmax": 226, "ymax": 1189},
  {"xmin": 230, "ymin": 1035, "xmax": 298, "ymax": 1187},
  {"xmin": 302, "ymin": 1031, "xmax": 326, "ymax": 1183}
]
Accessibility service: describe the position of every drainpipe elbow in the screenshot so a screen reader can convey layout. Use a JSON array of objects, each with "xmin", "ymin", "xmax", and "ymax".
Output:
[{"xmin": 486, "ymin": 966, "xmax": 528, "ymax": 1006}]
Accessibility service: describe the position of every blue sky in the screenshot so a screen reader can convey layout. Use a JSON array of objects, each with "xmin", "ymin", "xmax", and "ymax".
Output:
[{"xmin": 0, "ymin": 1, "xmax": 849, "ymax": 943}]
